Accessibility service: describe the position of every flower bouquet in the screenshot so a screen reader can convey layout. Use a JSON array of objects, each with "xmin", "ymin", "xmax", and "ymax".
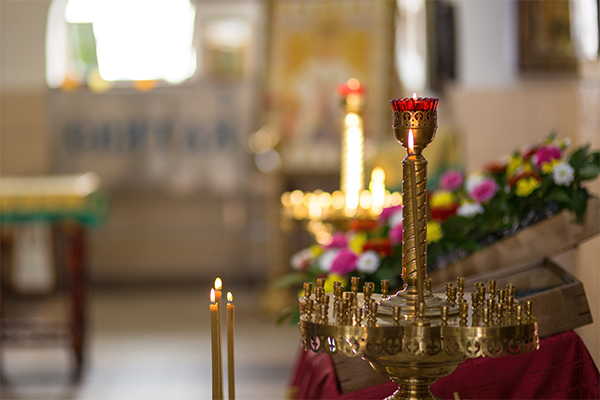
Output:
[{"xmin": 276, "ymin": 135, "xmax": 599, "ymax": 323}]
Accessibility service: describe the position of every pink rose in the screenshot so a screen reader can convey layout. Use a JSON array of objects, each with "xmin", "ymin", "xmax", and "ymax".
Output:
[
  {"xmin": 325, "ymin": 233, "xmax": 348, "ymax": 249},
  {"xmin": 469, "ymin": 178, "xmax": 498, "ymax": 203},
  {"xmin": 389, "ymin": 223, "xmax": 403, "ymax": 246},
  {"xmin": 379, "ymin": 205, "xmax": 403, "ymax": 225},
  {"xmin": 440, "ymin": 170, "xmax": 464, "ymax": 191},
  {"xmin": 330, "ymin": 249, "xmax": 358, "ymax": 274},
  {"xmin": 534, "ymin": 146, "xmax": 561, "ymax": 168}
]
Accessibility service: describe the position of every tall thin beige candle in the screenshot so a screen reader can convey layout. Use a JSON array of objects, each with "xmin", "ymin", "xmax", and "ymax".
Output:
[
  {"xmin": 210, "ymin": 288, "xmax": 223, "ymax": 400},
  {"xmin": 226, "ymin": 292, "xmax": 235, "ymax": 400}
]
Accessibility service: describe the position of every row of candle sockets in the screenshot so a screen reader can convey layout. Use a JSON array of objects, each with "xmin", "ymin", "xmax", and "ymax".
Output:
[
  {"xmin": 443, "ymin": 279, "xmax": 534, "ymax": 327},
  {"xmin": 301, "ymin": 277, "xmax": 407, "ymax": 327},
  {"xmin": 300, "ymin": 277, "xmax": 533, "ymax": 328},
  {"xmin": 281, "ymin": 189, "xmax": 402, "ymax": 221}
]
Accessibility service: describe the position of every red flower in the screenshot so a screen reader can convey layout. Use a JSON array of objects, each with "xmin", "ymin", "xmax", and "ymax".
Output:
[
  {"xmin": 330, "ymin": 249, "xmax": 358, "ymax": 275},
  {"xmin": 520, "ymin": 144, "xmax": 539, "ymax": 160},
  {"xmin": 390, "ymin": 97, "xmax": 439, "ymax": 112},
  {"xmin": 430, "ymin": 204, "xmax": 459, "ymax": 223},
  {"xmin": 508, "ymin": 171, "xmax": 540, "ymax": 187},
  {"xmin": 349, "ymin": 219, "xmax": 378, "ymax": 232},
  {"xmin": 484, "ymin": 161, "xmax": 507, "ymax": 175},
  {"xmin": 534, "ymin": 146, "xmax": 561, "ymax": 168},
  {"xmin": 389, "ymin": 224, "xmax": 403, "ymax": 246},
  {"xmin": 363, "ymin": 238, "xmax": 394, "ymax": 257}
]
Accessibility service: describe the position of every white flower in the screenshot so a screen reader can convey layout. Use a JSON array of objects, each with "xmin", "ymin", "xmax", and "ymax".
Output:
[
  {"xmin": 356, "ymin": 251, "xmax": 380, "ymax": 273},
  {"xmin": 552, "ymin": 162, "xmax": 575, "ymax": 186},
  {"xmin": 457, "ymin": 202, "xmax": 484, "ymax": 218},
  {"xmin": 388, "ymin": 209, "xmax": 403, "ymax": 228},
  {"xmin": 465, "ymin": 172, "xmax": 484, "ymax": 194},
  {"xmin": 290, "ymin": 248, "xmax": 312, "ymax": 271},
  {"xmin": 319, "ymin": 249, "xmax": 340, "ymax": 272}
]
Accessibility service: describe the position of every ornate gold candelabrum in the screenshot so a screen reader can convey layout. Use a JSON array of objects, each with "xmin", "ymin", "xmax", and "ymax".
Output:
[{"xmin": 299, "ymin": 98, "xmax": 539, "ymax": 400}]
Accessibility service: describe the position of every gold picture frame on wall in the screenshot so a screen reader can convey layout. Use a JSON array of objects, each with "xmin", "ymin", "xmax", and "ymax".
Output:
[
  {"xmin": 265, "ymin": 1, "xmax": 396, "ymax": 175},
  {"xmin": 518, "ymin": 0, "xmax": 578, "ymax": 73}
]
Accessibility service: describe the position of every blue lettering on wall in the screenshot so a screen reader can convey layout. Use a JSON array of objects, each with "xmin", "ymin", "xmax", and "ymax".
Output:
[
  {"xmin": 62, "ymin": 117, "xmax": 238, "ymax": 154},
  {"xmin": 64, "ymin": 121, "xmax": 85, "ymax": 152}
]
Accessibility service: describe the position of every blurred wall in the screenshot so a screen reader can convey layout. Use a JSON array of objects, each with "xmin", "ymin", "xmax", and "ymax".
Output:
[{"xmin": 0, "ymin": 0, "xmax": 51, "ymax": 175}]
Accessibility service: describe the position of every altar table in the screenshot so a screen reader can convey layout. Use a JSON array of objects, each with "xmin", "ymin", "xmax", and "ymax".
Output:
[
  {"xmin": 290, "ymin": 330, "xmax": 599, "ymax": 399},
  {"xmin": 0, "ymin": 173, "xmax": 107, "ymax": 380}
]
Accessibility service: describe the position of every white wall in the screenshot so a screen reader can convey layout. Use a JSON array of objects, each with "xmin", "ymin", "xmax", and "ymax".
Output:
[
  {"xmin": 453, "ymin": 0, "xmax": 518, "ymax": 89},
  {"xmin": 0, "ymin": 1, "xmax": 50, "ymax": 94}
]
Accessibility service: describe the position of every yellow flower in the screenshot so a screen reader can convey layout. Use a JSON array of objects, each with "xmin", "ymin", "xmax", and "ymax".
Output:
[
  {"xmin": 515, "ymin": 177, "xmax": 541, "ymax": 197},
  {"xmin": 427, "ymin": 221, "xmax": 443, "ymax": 243},
  {"xmin": 506, "ymin": 155, "xmax": 524, "ymax": 177},
  {"xmin": 309, "ymin": 244, "xmax": 323, "ymax": 258},
  {"xmin": 324, "ymin": 274, "xmax": 347, "ymax": 292},
  {"xmin": 349, "ymin": 232, "xmax": 367, "ymax": 254},
  {"xmin": 430, "ymin": 191, "xmax": 454, "ymax": 208},
  {"xmin": 540, "ymin": 159, "xmax": 559, "ymax": 175}
]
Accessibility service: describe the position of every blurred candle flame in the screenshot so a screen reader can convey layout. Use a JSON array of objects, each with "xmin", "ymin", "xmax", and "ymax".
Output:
[
  {"xmin": 210, "ymin": 288, "xmax": 216, "ymax": 303},
  {"xmin": 214, "ymin": 277, "xmax": 222, "ymax": 290},
  {"xmin": 227, "ymin": 292, "xmax": 233, "ymax": 302},
  {"xmin": 408, "ymin": 129, "xmax": 415, "ymax": 154},
  {"xmin": 348, "ymin": 78, "xmax": 360, "ymax": 90},
  {"xmin": 413, "ymin": 92, "xmax": 417, "ymax": 100}
]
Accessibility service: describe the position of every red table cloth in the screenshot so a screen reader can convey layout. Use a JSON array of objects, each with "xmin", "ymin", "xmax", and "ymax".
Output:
[{"xmin": 290, "ymin": 330, "xmax": 599, "ymax": 399}]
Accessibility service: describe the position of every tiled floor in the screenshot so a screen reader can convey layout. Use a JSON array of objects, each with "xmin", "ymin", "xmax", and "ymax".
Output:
[{"xmin": 1, "ymin": 285, "xmax": 301, "ymax": 400}]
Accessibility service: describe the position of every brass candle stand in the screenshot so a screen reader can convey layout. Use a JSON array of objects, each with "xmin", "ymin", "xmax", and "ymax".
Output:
[{"xmin": 298, "ymin": 99, "xmax": 539, "ymax": 400}]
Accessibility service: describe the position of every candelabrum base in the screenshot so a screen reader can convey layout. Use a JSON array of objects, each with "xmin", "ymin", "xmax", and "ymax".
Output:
[
  {"xmin": 386, "ymin": 379, "xmax": 441, "ymax": 400},
  {"xmin": 370, "ymin": 361, "xmax": 460, "ymax": 400}
]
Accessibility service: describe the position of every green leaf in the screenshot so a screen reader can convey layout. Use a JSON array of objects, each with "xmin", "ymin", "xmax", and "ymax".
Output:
[
  {"xmin": 272, "ymin": 272, "xmax": 309, "ymax": 289},
  {"xmin": 276, "ymin": 306, "xmax": 300, "ymax": 326},
  {"xmin": 461, "ymin": 241, "xmax": 483, "ymax": 253},
  {"xmin": 568, "ymin": 144, "xmax": 591, "ymax": 169},
  {"xmin": 547, "ymin": 187, "xmax": 571, "ymax": 203},
  {"xmin": 571, "ymin": 189, "xmax": 588, "ymax": 222},
  {"xmin": 578, "ymin": 164, "xmax": 600, "ymax": 181}
]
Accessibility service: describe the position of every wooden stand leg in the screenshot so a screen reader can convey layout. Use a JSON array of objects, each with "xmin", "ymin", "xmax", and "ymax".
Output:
[{"xmin": 64, "ymin": 222, "xmax": 87, "ymax": 381}]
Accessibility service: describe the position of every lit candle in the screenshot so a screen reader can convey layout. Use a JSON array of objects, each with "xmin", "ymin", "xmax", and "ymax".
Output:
[
  {"xmin": 210, "ymin": 288, "xmax": 223, "ymax": 399},
  {"xmin": 214, "ymin": 277, "xmax": 223, "ymax": 308},
  {"xmin": 226, "ymin": 292, "xmax": 235, "ymax": 400}
]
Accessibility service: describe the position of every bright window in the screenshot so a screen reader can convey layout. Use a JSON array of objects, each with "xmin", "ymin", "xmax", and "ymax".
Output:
[{"xmin": 47, "ymin": 0, "xmax": 197, "ymax": 89}]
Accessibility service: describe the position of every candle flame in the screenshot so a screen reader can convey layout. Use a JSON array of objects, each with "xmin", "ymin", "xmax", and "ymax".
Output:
[
  {"xmin": 347, "ymin": 78, "xmax": 360, "ymax": 90},
  {"xmin": 210, "ymin": 288, "xmax": 216, "ymax": 303},
  {"xmin": 214, "ymin": 277, "xmax": 222, "ymax": 290},
  {"xmin": 408, "ymin": 129, "xmax": 415, "ymax": 154},
  {"xmin": 227, "ymin": 292, "xmax": 233, "ymax": 302},
  {"xmin": 412, "ymin": 92, "xmax": 417, "ymax": 100}
]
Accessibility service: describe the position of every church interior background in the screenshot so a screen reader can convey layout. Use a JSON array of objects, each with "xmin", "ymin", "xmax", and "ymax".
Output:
[{"xmin": 1, "ymin": 0, "xmax": 599, "ymax": 399}]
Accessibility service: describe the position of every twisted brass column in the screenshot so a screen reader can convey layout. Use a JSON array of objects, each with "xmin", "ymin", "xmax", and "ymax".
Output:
[{"xmin": 402, "ymin": 153, "xmax": 428, "ymax": 299}]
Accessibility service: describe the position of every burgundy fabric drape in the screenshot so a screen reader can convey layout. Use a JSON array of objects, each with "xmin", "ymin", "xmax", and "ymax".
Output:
[{"xmin": 291, "ymin": 331, "xmax": 599, "ymax": 400}]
